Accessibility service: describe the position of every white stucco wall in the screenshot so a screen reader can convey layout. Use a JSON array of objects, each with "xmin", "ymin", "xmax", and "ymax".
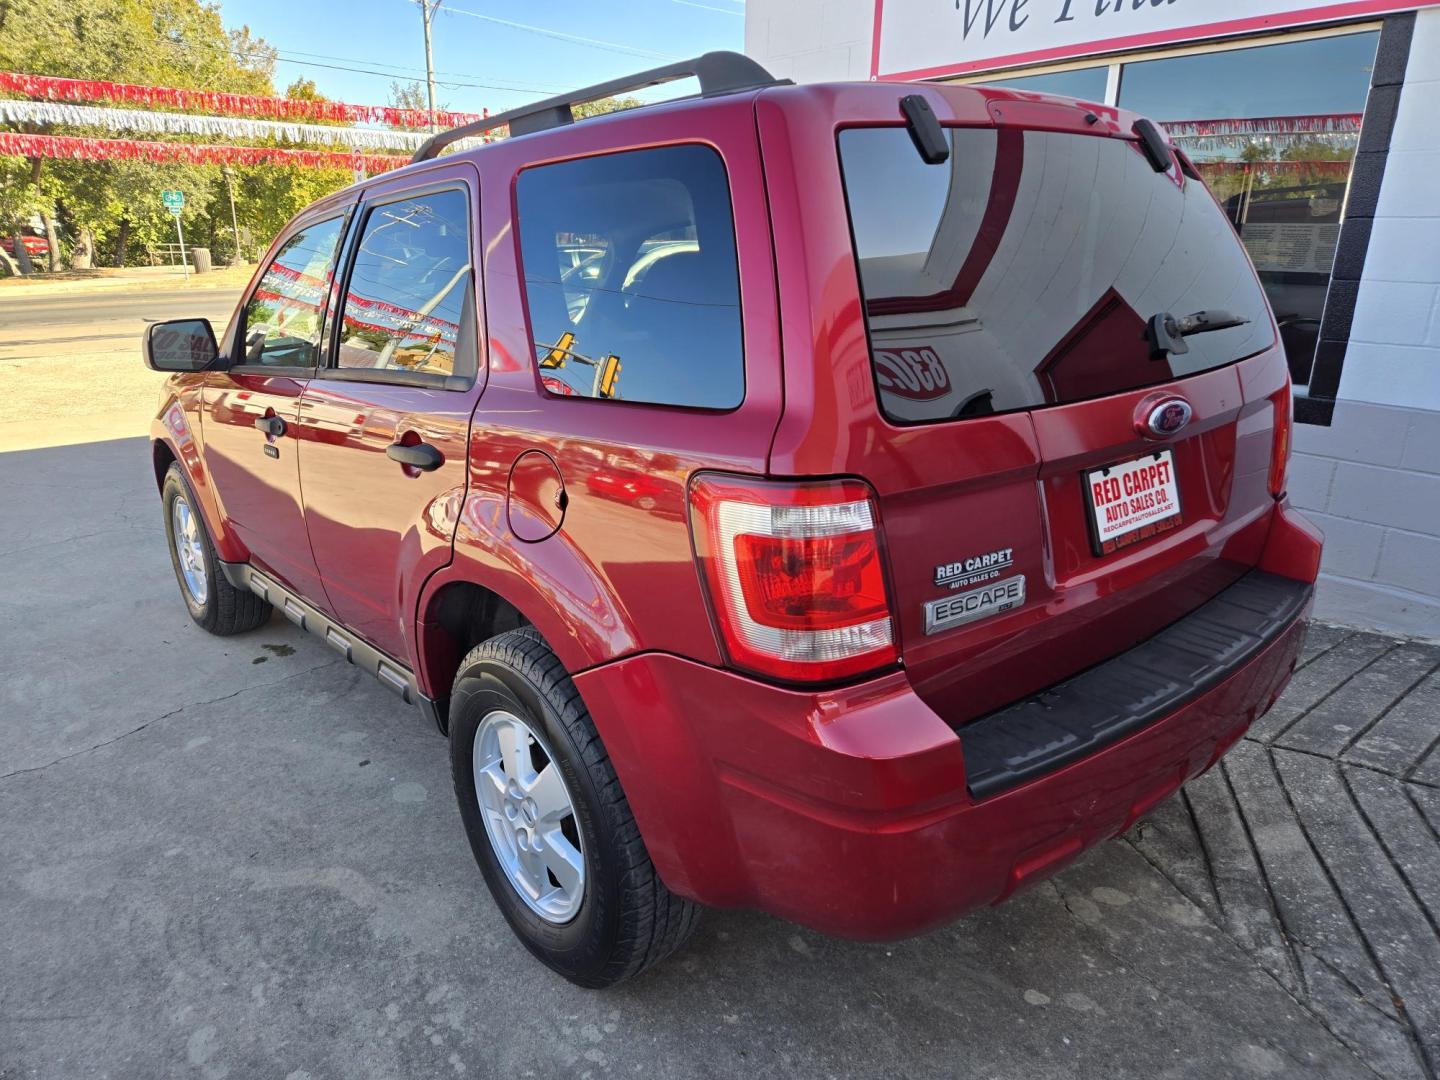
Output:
[
  {"xmin": 744, "ymin": 0, "xmax": 870, "ymax": 83},
  {"xmin": 1293, "ymin": 7, "xmax": 1440, "ymax": 637},
  {"xmin": 1335, "ymin": 10, "xmax": 1440, "ymax": 411}
]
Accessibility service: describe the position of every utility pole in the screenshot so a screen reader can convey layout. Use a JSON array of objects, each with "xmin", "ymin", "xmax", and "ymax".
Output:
[
  {"xmin": 221, "ymin": 166, "xmax": 243, "ymax": 265},
  {"xmin": 420, "ymin": 0, "xmax": 442, "ymax": 133}
]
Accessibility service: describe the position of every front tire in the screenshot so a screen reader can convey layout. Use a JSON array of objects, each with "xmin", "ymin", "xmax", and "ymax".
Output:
[
  {"xmin": 161, "ymin": 463, "xmax": 270, "ymax": 636},
  {"xmin": 449, "ymin": 628, "xmax": 700, "ymax": 987}
]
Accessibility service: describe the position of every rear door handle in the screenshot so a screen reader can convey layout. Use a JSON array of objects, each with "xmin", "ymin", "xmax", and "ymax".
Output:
[
  {"xmin": 386, "ymin": 442, "xmax": 443, "ymax": 471},
  {"xmin": 253, "ymin": 415, "xmax": 286, "ymax": 437}
]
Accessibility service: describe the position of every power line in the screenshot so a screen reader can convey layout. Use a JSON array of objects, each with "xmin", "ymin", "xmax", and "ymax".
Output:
[
  {"xmin": 439, "ymin": 6, "xmax": 680, "ymax": 60},
  {"xmin": 151, "ymin": 36, "xmax": 562, "ymax": 95},
  {"xmin": 267, "ymin": 46, "xmax": 560, "ymax": 90},
  {"xmin": 666, "ymin": 0, "xmax": 744, "ymax": 15},
  {"xmin": 268, "ymin": 54, "xmax": 560, "ymax": 94}
]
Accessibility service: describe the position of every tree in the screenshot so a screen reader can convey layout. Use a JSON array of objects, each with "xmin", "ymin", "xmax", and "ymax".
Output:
[
  {"xmin": 573, "ymin": 97, "xmax": 643, "ymax": 120},
  {"xmin": 390, "ymin": 80, "xmax": 441, "ymax": 132},
  {"xmin": 0, "ymin": 0, "xmax": 282, "ymax": 271}
]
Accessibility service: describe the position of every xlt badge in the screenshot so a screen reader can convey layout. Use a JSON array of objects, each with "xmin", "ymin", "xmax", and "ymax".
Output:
[
  {"xmin": 934, "ymin": 548, "xmax": 1013, "ymax": 591},
  {"xmin": 925, "ymin": 575, "xmax": 1026, "ymax": 635}
]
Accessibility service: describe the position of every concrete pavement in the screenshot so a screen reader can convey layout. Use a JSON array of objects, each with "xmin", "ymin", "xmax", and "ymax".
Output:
[{"xmin": 2, "ymin": 435, "xmax": 1439, "ymax": 1079}]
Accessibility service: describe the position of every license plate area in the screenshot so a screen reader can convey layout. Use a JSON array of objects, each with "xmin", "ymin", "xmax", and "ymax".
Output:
[{"xmin": 1084, "ymin": 449, "xmax": 1182, "ymax": 556}]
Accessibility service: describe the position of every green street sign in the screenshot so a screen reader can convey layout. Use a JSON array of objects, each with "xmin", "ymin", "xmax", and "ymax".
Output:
[{"xmin": 161, "ymin": 189, "xmax": 185, "ymax": 214}]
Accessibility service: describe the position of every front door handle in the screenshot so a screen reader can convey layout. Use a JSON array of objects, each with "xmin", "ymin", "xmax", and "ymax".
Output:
[
  {"xmin": 253, "ymin": 415, "xmax": 286, "ymax": 438},
  {"xmin": 386, "ymin": 442, "xmax": 443, "ymax": 471}
]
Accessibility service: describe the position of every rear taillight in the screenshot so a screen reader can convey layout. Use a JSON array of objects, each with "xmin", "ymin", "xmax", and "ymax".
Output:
[
  {"xmin": 688, "ymin": 474, "xmax": 897, "ymax": 683},
  {"xmin": 1269, "ymin": 386, "xmax": 1293, "ymax": 497}
]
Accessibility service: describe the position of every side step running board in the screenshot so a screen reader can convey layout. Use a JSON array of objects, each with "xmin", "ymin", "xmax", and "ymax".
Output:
[{"xmin": 219, "ymin": 561, "xmax": 446, "ymax": 733}]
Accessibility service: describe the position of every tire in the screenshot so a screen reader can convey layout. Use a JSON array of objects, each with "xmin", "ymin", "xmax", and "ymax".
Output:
[
  {"xmin": 449, "ymin": 628, "xmax": 700, "ymax": 987},
  {"xmin": 161, "ymin": 463, "xmax": 271, "ymax": 636}
]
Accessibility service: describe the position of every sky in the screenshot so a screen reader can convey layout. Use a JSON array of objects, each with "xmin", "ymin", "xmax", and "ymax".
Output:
[{"xmin": 217, "ymin": 0, "xmax": 746, "ymax": 116}]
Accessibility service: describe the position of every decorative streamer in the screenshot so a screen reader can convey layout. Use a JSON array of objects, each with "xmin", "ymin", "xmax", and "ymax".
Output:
[
  {"xmin": 265, "ymin": 262, "xmax": 460, "ymax": 331},
  {"xmin": 0, "ymin": 99, "xmax": 432, "ymax": 151},
  {"xmin": 0, "ymin": 71, "xmax": 486, "ymax": 129},
  {"xmin": 1160, "ymin": 113, "xmax": 1362, "ymax": 138},
  {"xmin": 1193, "ymin": 160, "xmax": 1354, "ymax": 178},
  {"xmin": 1162, "ymin": 113, "xmax": 1363, "ymax": 153},
  {"xmin": 0, "ymin": 131, "xmax": 407, "ymax": 173}
]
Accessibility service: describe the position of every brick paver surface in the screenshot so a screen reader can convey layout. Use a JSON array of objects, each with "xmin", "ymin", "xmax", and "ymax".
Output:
[{"xmin": 1132, "ymin": 623, "xmax": 1440, "ymax": 1079}]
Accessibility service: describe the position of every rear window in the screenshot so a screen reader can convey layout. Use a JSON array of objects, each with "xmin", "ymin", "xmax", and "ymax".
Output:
[
  {"xmin": 838, "ymin": 127, "xmax": 1274, "ymax": 423},
  {"xmin": 515, "ymin": 144, "xmax": 744, "ymax": 409}
]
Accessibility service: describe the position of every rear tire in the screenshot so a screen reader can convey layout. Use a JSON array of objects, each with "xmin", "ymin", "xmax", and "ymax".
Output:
[
  {"xmin": 449, "ymin": 628, "xmax": 700, "ymax": 987},
  {"xmin": 161, "ymin": 463, "xmax": 271, "ymax": 636}
]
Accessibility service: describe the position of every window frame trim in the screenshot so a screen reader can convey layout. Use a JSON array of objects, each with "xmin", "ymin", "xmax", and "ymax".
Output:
[
  {"xmin": 511, "ymin": 140, "xmax": 749, "ymax": 413},
  {"xmin": 317, "ymin": 178, "xmax": 480, "ymax": 393},
  {"xmin": 228, "ymin": 207, "xmax": 354, "ymax": 378}
]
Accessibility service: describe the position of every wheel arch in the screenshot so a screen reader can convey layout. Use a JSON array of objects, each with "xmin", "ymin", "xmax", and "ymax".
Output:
[
  {"xmin": 149, "ymin": 413, "xmax": 247, "ymax": 564},
  {"xmin": 417, "ymin": 578, "xmax": 532, "ymax": 726},
  {"xmin": 152, "ymin": 437, "xmax": 178, "ymax": 492},
  {"xmin": 413, "ymin": 540, "xmax": 641, "ymax": 732}
]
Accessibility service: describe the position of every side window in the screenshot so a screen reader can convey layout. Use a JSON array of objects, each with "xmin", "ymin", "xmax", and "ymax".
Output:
[
  {"xmin": 515, "ymin": 144, "xmax": 744, "ymax": 409},
  {"xmin": 240, "ymin": 216, "xmax": 345, "ymax": 368},
  {"xmin": 335, "ymin": 189, "xmax": 475, "ymax": 382}
]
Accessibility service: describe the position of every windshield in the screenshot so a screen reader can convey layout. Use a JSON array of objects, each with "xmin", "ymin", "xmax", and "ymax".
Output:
[{"xmin": 838, "ymin": 126, "xmax": 1274, "ymax": 423}]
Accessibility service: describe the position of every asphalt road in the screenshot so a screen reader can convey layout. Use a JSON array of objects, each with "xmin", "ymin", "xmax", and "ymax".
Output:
[
  {"xmin": 0, "ymin": 287, "xmax": 240, "ymax": 347},
  {"xmin": 3, "ymin": 435, "xmax": 1438, "ymax": 1079},
  {"xmin": 0, "ymin": 285, "xmax": 243, "ymax": 451}
]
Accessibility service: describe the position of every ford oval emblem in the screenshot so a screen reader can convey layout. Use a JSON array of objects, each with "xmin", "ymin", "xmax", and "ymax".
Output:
[{"xmin": 1145, "ymin": 398, "xmax": 1193, "ymax": 438}]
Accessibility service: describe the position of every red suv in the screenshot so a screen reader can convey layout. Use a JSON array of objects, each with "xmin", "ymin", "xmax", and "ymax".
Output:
[{"xmin": 144, "ymin": 52, "xmax": 1321, "ymax": 987}]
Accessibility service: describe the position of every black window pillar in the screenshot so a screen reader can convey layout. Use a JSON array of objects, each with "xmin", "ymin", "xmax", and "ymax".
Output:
[{"xmin": 1298, "ymin": 11, "xmax": 1416, "ymax": 426}]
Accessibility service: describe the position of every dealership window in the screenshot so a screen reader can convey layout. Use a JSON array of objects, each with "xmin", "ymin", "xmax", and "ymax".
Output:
[
  {"xmin": 1117, "ymin": 31, "xmax": 1381, "ymax": 391},
  {"xmin": 970, "ymin": 66, "xmax": 1108, "ymax": 103}
]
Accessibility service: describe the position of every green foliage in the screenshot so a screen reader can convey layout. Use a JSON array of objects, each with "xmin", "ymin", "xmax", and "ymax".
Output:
[
  {"xmin": 389, "ymin": 80, "xmax": 433, "ymax": 132},
  {"xmin": 0, "ymin": 0, "xmax": 360, "ymax": 269},
  {"xmin": 573, "ymin": 96, "xmax": 643, "ymax": 120}
]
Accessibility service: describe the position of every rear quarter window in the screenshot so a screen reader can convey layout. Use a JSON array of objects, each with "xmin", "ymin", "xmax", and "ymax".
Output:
[
  {"xmin": 838, "ymin": 126, "xmax": 1275, "ymax": 424},
  {"xmin": 515, "ymin": 144, "xmax": 745, "ymax": 409}
]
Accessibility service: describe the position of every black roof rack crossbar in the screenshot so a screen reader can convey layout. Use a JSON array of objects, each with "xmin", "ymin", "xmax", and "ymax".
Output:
[{"xmin": 410, "ymin": 50, "xmax": 787, "ymax": 163}]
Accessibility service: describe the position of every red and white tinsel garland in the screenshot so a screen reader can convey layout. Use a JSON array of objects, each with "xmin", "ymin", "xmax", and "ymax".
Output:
[
  {"xmin": 0, "ymin": 99, "xmax": 432, "ymax": 151},
  {"xmin": 1192, "ymin": 160, "xmax": 1355, "ymax": 178},
  {"xmin": 1162, "ymin": 113, "xmax": 1363, "ymax": 151},
  {"xmin": 0, "ymin": 71, "xmax": 486, "ymax": 130},
  {"xmin": 1160, "ymin": 114, "xmax": 1362, "ymax": 138},
  {"xmin": 0, "ymin": 131, "xmax": 407, "ymax": 174}
]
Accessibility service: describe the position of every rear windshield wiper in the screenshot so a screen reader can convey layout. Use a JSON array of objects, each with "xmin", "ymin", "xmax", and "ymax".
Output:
[{"xmin": 1146, "ymin": 309, "xmax": 1250, "ymax": 357}]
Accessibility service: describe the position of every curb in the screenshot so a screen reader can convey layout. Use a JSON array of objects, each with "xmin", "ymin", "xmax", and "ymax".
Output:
[{"xmin": 0, "ymin": 270, "xmax": 254, "ymax": 298}]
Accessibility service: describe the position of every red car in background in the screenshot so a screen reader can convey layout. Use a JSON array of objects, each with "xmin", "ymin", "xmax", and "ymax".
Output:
[
  {"xmin": 1, "ymin": 231, "xmax": 48, "ymax": 260},
  {"xmin": 142, "ymin": 52, "xmax": 1320, "ymax": 988}
]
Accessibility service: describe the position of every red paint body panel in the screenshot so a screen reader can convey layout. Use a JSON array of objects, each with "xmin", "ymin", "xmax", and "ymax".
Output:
[
  {"xmin": 200, "ymin": 371, "xmax": 330, "ymax": 604},
  {"xmin": 149, "ymin": 78, "xmax": 1323, "ymax": 940},
  {"xmin": 577, "ymin": 588, "xmax": 1308, "ymax": 939},
  {"xmin": 755, "ymin": 81, "xmax": 1290, "ymax": 727},
  {"xmin": 416, "ymin": 93, "xmax": 784, "ymax": 677},
  {"xmin": 298, "ymin": 379, "xmax": 472, "ymax": 660},
  {"xmin": 152, "ymin": 377, "xmax": 248, "ymax": 563}
]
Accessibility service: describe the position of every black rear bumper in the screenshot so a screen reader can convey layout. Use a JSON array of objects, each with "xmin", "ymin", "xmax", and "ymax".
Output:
[{"xmin": 960, "ymin": 570, "xmax": 1312, "ymax": 799}]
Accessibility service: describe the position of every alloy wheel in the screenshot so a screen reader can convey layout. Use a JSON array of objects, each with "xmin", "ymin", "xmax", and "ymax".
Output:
[
  {"xmin": 472, "ymin": 709, "xmax": 586, "ymax": 923},
  {"xmin": 171, "ymin": 495, "xmax": 208, "ymax": 606}
]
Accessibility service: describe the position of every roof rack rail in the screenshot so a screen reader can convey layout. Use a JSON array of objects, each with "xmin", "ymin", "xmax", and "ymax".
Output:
[{"xmin": 410, "ymin": 50, "xmax": 788, "ymax": 163}]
